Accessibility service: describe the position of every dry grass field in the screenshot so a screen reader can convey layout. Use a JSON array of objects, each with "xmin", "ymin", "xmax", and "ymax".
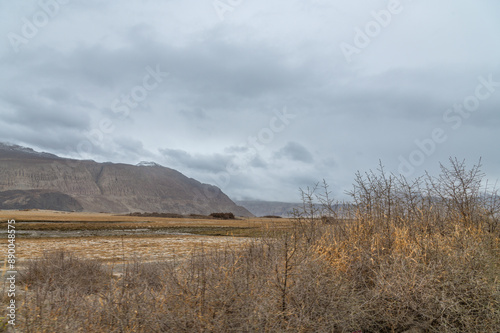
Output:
[
  {"xmin": 0, "ymin": 210, "xmax": 289, "ymax": 270},
  {"xmin": 0, "ymin": 209, "xmax": 288, "ymax": 228}
]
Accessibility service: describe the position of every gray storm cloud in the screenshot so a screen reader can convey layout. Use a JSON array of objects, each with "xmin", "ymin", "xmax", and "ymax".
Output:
[{"xmin": 0, "ymin": 0, "xmax": 499, "ymax": 202}]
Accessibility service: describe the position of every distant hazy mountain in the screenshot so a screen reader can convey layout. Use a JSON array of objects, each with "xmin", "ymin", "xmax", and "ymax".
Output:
[
  {"xmin": 235, "ymin": 200, "xmax": 303, "ymax": 217},
  {"xmin": 0, "ymin": 143, "xmax": 252, "ymax": 216}
]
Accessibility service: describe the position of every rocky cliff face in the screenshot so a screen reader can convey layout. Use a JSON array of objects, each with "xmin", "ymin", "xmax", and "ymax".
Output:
[{"xmin": 0, "ymin": 143, "xmax": 252, "ymax": 216}]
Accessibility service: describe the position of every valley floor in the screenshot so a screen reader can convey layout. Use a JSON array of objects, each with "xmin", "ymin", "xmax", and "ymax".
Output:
[{"xmin": 0, "ymin": 210, "xmax": 287, "ymax": 270}]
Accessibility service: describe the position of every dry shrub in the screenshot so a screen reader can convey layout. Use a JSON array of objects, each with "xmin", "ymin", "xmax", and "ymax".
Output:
[
  {"xmin": 315, "ymin": 221, "xmax": 499, "ymax": 332},
  {"xmin": 310, "ymin": 159, "xmax": 500, "ymax": 332},
  {"xmin": 19, "ymin": 250, "xmax": 111, "ymax": 294},
  {"xmin": 209, "ymin": 212, "xmax": 236, "ymax": 220}
]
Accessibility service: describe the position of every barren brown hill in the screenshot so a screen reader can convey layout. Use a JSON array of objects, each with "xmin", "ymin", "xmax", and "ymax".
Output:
[{"xmin": 0, "ymin": 143, "xmax": 252, "ymax": 216}]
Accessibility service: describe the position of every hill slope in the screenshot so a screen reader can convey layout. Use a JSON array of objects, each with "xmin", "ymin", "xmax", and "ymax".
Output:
[{"xmin": 0, "ymin": 143, "xmax": 252, "ymax": 216}]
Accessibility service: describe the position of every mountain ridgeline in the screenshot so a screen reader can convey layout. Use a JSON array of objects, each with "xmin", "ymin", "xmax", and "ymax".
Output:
[{"xmin": 0, "ymin": 143, "xmax": 252, "ymax": 216}]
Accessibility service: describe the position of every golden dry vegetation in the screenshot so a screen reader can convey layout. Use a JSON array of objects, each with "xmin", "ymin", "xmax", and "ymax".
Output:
[{"xmin": 0, "ymin": 159, "xmax": 499, "ymax": 332}]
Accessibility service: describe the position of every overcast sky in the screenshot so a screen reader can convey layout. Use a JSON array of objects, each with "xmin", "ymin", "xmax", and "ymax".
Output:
[{"xmin": 1, "ymin": 0, "xmax": 499, "ymax": 202}]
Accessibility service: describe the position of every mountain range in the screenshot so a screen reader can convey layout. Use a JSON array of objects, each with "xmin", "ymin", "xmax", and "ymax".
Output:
[
  {"xmin": 0, "ymin": 143, "xmax": 252, "ymax": 216},
  {"xmin": 235, "ymin": 200, "xmax": 303, "ymax": 217}
]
